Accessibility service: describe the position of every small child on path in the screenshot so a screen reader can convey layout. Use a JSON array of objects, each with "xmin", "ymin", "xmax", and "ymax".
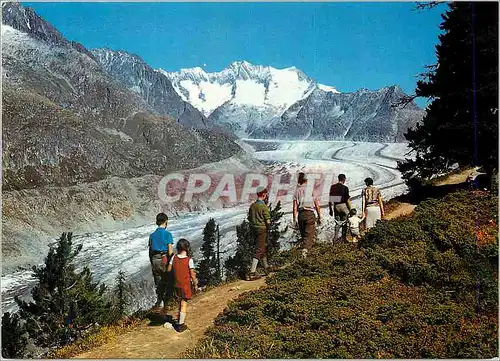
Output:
[
  {"xmin": 347, "ymin": 208, "xmax": 365, "ymax": 243},
  {"xmin": 167, "ymin": 238, "xmax": 198, "ymax": 333}
]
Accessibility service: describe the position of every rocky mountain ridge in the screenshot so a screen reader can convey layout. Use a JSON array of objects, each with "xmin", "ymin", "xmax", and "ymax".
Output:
[
  {"xmin": 163, "ymin": 62, "xmax": 424, "ymax": 141},
  {"xmin": 253, "ymin": 85, "xmax": 424, "ymax": 142},
  {"xmin": 91, "ymin": 48, "xmax": 208, "ymax": 128},
  {"xmin": 2, "ymin": 2, "xmax": 242, "ymax": 191},
  {"xmin": 1, "ymin": 2, "xmax": 248, "ymax": 270}
]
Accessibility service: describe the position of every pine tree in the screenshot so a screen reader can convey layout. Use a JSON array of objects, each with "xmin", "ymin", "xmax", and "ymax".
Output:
[
  {"xmin": 224, "ymin": 221, "xmax": 254, "ymax": 280},
  {"xmin": 15, "ymin": 232, "xmax": 112, "ymax": 348},
  {"xmin": 398, "ymin": 2, "xmax": 498, "ymax": 183},
  {"xmin": 267, "ymin": 201, "xmax": 284, "ymax": 262},
  {"xmin": 70, "ymin": 266, "xmax": 111, "ymax": 329},
  {"xmin": 197, "ymin": 218, "xmax": 219, "ymax": 286},
  {"xmin": 111, "ymin": 270, "xmax": 129, "ymax": 320},
  {"xmin": 2, "ymin": 312, "xmax": 28, "ymax": 358},
  {"xmin": 214, "ymin": 223, "xmax": 227, "ymax": 282}
]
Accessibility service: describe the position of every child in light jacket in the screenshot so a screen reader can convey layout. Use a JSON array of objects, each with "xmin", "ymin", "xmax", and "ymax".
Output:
[{"xmin": 347, "ymin": 208, "xmax": 365, "ymax": 243}]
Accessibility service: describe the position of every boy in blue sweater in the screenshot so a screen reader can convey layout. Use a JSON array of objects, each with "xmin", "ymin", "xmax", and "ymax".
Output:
[{"xmin": 149, "ymin": 212, "xmax": 174, "ymax": 309}]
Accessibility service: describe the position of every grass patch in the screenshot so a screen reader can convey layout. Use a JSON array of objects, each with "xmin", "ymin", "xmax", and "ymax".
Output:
[{"xmin": 47, "ymin": 316, "xmax": 148, "ymax": 359}]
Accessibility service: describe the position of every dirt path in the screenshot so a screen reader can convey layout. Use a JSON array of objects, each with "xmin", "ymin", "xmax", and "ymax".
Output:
[
  {"xmin": 74, "ymin": 278, "xmax": 266, "ymax": 359},
  {"xmin": 384, "ymin": 203, "xmax": 416, "ymax": 220},
  {"xmin": 383, "ymin": 168, "xmax": 473, "ymax": 221},
  {"xmin": 434, "ymin": 168, "xmax": 472, "ymax": 186},
  {"xmin": 72, "ymin": 201, "xmax": 433, "ymax": 359}
]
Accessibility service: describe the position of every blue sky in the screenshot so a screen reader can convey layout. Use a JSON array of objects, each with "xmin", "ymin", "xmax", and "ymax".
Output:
[{"xmin": 25, "ymin": 2, "xmax": 445, "ymax": 108}]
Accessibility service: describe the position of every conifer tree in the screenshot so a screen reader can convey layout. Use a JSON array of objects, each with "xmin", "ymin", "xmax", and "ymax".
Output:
[
  {"xmin": 267, "ymin": 201, "xmax": 284, "ymax": 262},
  {"xmin": 111, "ymin": 270, "xmax": 129, "ymax": 320},
  {"xmin": 15, "ymin": 232, "xmax": 112, "ymax": 348},
  {"xmin": 197, "ymin": 218, "xmax": 219, "ymax": 286},
  {"xmin": 224, "ymin": 221, "xmax": 254, "ymax": 280},
  {"xmin": 398, "ymin": 2, "xmax": 498, "ymax": 183},
  {"xmin": 2, "ymin": 312, "xmax": 28, "ymax": 358}
]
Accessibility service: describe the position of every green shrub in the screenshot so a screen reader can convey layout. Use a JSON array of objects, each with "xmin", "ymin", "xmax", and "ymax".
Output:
[
  {"xmin": 188, "ymin": 191, "xmax": 498, "ymax": 359},
  {"xmin": 197, "ymin": 218, "xmax": 220, "ymax": 286},
  {"xmin": 224, "ymin": 221, "xmax": 254, "ymax": 280},
  {"xmin": 362, "ymin": 191, "xmax": 498, "ymax": 310},
  {"xmin": 110, "ymin": 270, "xmax": 131, "ymax": 320},
  {"xmin": 15, "ymin": 233, "xmax": 113, "ymax": 350},
  {"xmin": 267, "ymin": 201, "xmax": 284, "ymax": 262},
  {"xmin": 2, "ymin": 312, "xmax": 28, "ymax": 358}
]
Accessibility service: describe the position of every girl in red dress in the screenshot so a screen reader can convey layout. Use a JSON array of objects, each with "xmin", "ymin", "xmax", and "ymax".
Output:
[{"xmin": 167, "ymin": 238, "xmax": 198, "ymax": 332}]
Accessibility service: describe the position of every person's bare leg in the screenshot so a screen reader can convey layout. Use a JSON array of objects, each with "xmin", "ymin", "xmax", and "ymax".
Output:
[
  {"xmin": 179, "ymin": 299, "xmax": 188, "ymax": 324},
  {"xmin": 250, "ymin": 258, "xmax": 259, "ymax": 273},
  {"xmin": 262, "ymin": 257, "xmax": 269, "ymax": 269}
]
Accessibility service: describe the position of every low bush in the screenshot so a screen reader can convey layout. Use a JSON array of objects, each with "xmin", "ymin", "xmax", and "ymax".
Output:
[
  {"xmin": 362, "ymin": 190, "xmax": 498, "ymax": 310},
  {"xmin": 188, "ymin": 191, "xmax": 498, "ymax": 358},
  {"xmin": 2, "ymin": 312, "xmax": 28, "ymax": 358}
]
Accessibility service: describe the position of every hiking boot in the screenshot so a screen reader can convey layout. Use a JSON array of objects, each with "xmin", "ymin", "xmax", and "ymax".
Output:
[
  {"xmin": 176, "ymin": 323, "xmax": 188, "ymax": 333},
  {"xmin": 152, "ymin": 302, "xmax": 162, "ymax": 313},
  {"xmin": 245, "ymin": 272, "xmax": 262, "ymax": 281}
]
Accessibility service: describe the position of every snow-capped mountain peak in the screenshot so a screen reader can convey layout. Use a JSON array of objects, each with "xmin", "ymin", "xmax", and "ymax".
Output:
[
  {"xmin": 318, "ymin": 83, "xmax": 340, "ymax": 93},
  {"xmin": 170, "ymin": 66, "xmax": 208, "ymax": 79},
  {"xmin": 162, "ymin": 61, "xmax": 323, "ymax": 117}
]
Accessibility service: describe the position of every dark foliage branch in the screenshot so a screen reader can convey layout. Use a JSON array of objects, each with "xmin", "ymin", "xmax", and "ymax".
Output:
[
  {"xmin": 398, "ymin": 2, "xmax": 499, "ymax": 184},
  {"xmin": 414, "ymin": 1, "xmax": 445, "ymax": 11}
]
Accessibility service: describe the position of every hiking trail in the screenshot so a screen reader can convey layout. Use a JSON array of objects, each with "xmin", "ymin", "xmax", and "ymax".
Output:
[
  {"xmin": 74, "ymin": 168, "xmax": 473, "ymax": 359},
  {"xmin": 74, "ymin": 278, "xmax": 266, "ymax": 359},
  {"xmin": 73, "ymin": 199, "xmax": 416, "ymax": 359},
  {"xmin": 384, "ymin": 168, "xmax": 472, "ymax": 220}
]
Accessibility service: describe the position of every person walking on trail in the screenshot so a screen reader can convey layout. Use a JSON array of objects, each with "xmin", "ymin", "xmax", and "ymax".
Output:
[
  {"xmin": 167, "ymin": 238, "xmax": 198, "ymax": 333},
  {"xmin": 329, "ymin": 174, "xmax": 352, "ymax": 243},
  {"xmin": 293, "ymin": 173, "xmax": 322, "ymax": 259},
  {"xmin": 347, "ymin": 208, "xmax": 365, "ymax": 243},
  {"xmin": 149, "ymin": 213, "xmax": 174, "ymax": 310},
  {"xmin": 362, "ymin": 177, "xmax": 385, "ymax": 230},
  {"xmin": 246, "ymin": 186, "xmax": 274, "ymax": 281}
]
